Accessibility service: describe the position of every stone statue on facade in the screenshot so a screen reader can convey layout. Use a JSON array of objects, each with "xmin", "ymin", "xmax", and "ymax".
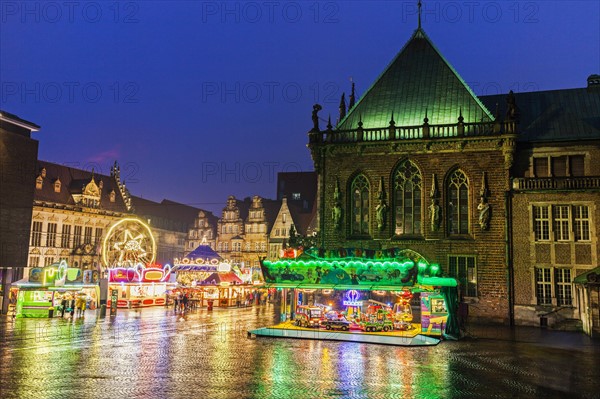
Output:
[
  {"xmin": 429, "ymin": 198, "xmax": 441, "ymax": 232},
  {"xmin": 506, "ymin": 90, "xmax": 520, "ymax": 123},
  {"xmin": 376, "ymin": 201, "xmax": 388, "ymax": 231},
  {"xmin": 478, "ymin": 172, "xmax": 491, "ymax": 230},
  {"xmin": 478, "ymin": 198, "xmax": 491, "ymax": 230},
  {"xmin": 312, "ymin": 104, "xmax": 322, "ymax": 131}
]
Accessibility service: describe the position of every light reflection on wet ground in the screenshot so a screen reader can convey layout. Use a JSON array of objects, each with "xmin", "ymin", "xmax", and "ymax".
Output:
[{"xmin": 1, "ymin": 306, "xmax": 599, "ymax": 399}]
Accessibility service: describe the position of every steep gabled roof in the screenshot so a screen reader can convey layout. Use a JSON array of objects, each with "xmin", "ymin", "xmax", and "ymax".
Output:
[
  {"xmin": 337, "ymin": 28, "xmax": 493, "ymax": 130},
  {"xmin": 480, "ymin": 88, "xmax": 600, "ymax": 143},
  {"xmin": 34, "ymin": 160, "xmax": 128, "ymax": 213}
]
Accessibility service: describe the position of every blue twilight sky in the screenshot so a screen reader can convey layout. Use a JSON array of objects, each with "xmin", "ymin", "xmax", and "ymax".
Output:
[{"xmin": 1, "ymin": 1, "xmax": 599, "ymax": 213}]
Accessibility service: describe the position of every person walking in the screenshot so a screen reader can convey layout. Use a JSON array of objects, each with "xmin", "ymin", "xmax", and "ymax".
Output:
[{"xmin": 182, "ymin": 294, "xmax": 189, "ymax": 313}]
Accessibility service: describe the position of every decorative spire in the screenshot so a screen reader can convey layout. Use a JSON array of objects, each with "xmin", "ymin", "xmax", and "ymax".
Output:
[
  {"xmin": 327, "ymin": 114, "xmax": 333, "ymax": 130},
  {"xmin": 458, "ymin": 107, "xmax": 464, "ymax": 123},
  {"xmin": 479, "ymin": 171, "xmax": 490, "ymax": 199},
  {"xmin": 358, "ymin": 113, "xmax": 363, "ymax": 128},
  {"xmin": 423, "ymin": 107, "xmax": 429, "ymax": 124},
  {"xmin": 389, "ymin": 111, "xmax": 396, "ymax": 126},
  {"xmin": 430, "ymin": 173, "xmax": 439, "ymax": 199},
  {"xmin": 339, "ymin": 92, "xmax": 346, "ymax": 121},
  {"xmin": 377, "ymin": 176, "xmax": 386, "ymax": 199},
  {"xmin": 418, "ymin": 0, "xmax": 422, "ymax": 29},
  {"xmin": 349, "ymin": 81, "xmax": 356, "ymax": 109}
]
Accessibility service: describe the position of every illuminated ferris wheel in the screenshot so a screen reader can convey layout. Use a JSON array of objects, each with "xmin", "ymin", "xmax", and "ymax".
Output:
[{"xmin": 102, "ymin": 218, "xmax": 156, "ymax": 268}]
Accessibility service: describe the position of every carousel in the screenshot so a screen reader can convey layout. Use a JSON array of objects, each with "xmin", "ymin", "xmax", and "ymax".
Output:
[
  {"xmin": 259, "ymin": 247, "xmax": 459, "ymax": 338},
  {"xmin": 172, "ymin": 244, "xmax": 261, "ymax": 308}
]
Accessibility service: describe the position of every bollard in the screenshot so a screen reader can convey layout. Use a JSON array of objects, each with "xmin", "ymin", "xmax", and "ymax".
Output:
[{"xmin": 99, "ymin": 304, "xmax": 107, "ymax": 318}]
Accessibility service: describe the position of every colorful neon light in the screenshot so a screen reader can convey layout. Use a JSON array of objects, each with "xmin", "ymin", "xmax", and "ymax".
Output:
[
  {"xmin": 102, "ymin": 218, "xmax": 156, "ymax": 268},
  {"xmin": 343, "ymin": 290, "xmax": 363, "ymax": 306}
]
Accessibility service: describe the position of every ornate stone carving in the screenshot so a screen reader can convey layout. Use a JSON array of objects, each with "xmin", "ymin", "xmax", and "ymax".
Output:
[
  {"xmin": 375, "ymin": 177, "xmax": 388, "ymax": 231},
  {"xmin": 332, "ymin": 178, "xmax": 343, "ymax": 231},
  {"xmin": 477, "ymin": 172, "xmax": 491, "ymax": 230},
  {"xmin": 429, "ymin": 174, "xmax": 441, "ymax": 232}
]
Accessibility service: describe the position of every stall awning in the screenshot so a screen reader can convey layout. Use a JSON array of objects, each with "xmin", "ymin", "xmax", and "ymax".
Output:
[{"xmin": 573, "ymin": 267, "xmax": 600, "ymax": 285}]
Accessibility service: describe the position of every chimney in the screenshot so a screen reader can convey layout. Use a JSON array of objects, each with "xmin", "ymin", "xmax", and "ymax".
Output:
[{"xmin": 587, "ymin": 74, "xmax": 600, "ymax": 92}]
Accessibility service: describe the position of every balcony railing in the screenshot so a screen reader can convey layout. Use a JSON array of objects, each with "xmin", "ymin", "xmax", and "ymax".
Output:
[
  {"xmin": 309, "ymin": 120, "xmax": 517, "ymax": 144},
  {"xmin": 512, "ymin": 177, "xmax": 600, "ymax": 191}
]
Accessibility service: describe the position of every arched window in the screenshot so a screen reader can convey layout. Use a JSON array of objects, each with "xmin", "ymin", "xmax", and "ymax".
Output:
[
  {"xmin": 447, "ymin": 170, "xmax": 469, "ymax": 235},
  {"xmin": 350, "ymin": 174, "xmax": 370, "ymax": 236},
  {"xmin": 394, "ymin": 160, "xmax": 422, "ymax": 235}
]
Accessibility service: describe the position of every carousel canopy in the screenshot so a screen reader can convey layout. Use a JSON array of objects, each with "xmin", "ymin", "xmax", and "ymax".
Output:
[
  {"xmin": 185, "ymin": 245, "xmax": 222, "ymax": 261},
  {"xmin": 173, "ymin": 244, "xmax": 224, "ymax": 272},
  {"xmin": 260, "ymin": 247, "xmax": 458, "ymax": 289},
  {"xmin": 200, "ymin": 272, "xmax": 243, "ymax": 286}
]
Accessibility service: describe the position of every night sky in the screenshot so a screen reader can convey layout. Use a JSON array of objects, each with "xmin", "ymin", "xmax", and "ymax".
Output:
[{"xmin": 2, "ymin": 1, "xmax": 599, "ymax": 213}]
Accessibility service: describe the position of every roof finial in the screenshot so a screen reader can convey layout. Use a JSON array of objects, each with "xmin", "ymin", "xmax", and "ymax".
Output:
[
  {"xmin": 327, "ymin": 114, "xmax": 333, "ymax": 130},
  {"xmin": 349, "ymin": 79, "xmax": 356, "ymax": 109},
  {"xmin": 339, "ymin": 92, "xmax": 346, "ymax": 121},
  {"xmin": 418, "ymin": 0, "xmax": 422, "ymax": 29}
]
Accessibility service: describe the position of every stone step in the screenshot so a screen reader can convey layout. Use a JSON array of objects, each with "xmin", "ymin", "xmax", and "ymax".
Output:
[{"xmin": 550, "ymin": 318, "xmax": 583, "ymax": 332}]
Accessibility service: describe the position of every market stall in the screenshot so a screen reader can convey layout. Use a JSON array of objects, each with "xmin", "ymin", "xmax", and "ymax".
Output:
[{"xmin": 12, "ymin": 260, "xmax": 100, "ymax": 318}]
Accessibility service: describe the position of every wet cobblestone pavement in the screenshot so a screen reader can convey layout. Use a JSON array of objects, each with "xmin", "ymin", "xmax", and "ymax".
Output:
[{"xmin": 1, "ymin": 305, "xmax": 599, "ymax": 399}]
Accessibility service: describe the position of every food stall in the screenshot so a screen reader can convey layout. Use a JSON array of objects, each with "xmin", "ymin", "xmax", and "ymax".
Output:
[{"xmin": 11, "ymin": 260, "xmax": 100, "ymax": 318}]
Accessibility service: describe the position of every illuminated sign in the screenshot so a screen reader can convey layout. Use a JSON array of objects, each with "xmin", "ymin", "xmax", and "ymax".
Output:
[
  {"xmin": 217, "ymin": 263, "xmax": 231, "ymax": 273},
  {"xmin": 343, "ymin": 290, "xmax": 363, "ymax": 307}
]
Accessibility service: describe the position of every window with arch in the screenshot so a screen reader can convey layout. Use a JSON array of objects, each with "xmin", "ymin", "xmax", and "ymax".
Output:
[
  {"xmin": 447, "ymin": 170, "xmax": 469, "ymax": 235},
  {"xmin": 394, "ymin": 160, "xmax": 422, "ymax": 235},
  {"xmin": 350, "ymin": 174, "xmax": 370, "ymax": 236}
]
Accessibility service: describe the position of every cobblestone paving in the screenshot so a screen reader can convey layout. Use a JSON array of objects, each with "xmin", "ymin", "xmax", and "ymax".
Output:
[{"xmin": 1, "ymin": 305, "xmax": 599, "ymax": 399}]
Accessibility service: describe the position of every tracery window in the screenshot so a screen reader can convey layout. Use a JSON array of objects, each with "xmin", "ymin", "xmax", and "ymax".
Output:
[
  {"xmin": 394, "ymin": 160, "xmax": 422, "ymax": 235},
  {"xmin": 447, "ymin": 170, "xmax": 469, "ymax": 235},
  {"xmin": 350, "ymin": 174, "xmax": 370, "ymax": 236}
]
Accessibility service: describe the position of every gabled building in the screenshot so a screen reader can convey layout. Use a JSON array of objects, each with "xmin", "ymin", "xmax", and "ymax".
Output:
[
  {"xmin": 216, "ymin": 195, "xmax": 280, "ymax": 267},
  {"xmin": 268, "ymin": 197, "xmax": 317, "ymax": 260},
  {"xmin": 306, "ymin": 23, "xmax": 600, "ymax": 328},
  {"xmin": 308, "ymin": 27, "xmax": 519, "ymax": 324},
  {"xmin": 28, "ymin": 161, "xmax": 131, "ymax": 271}
]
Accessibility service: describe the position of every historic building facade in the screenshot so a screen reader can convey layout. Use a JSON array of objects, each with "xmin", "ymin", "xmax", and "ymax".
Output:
[
  {"xmin": 215, "ymin": 195, "xmax": 279, "ymax": 267},
  {"xmin": 26, "ymin": 161, "xmax": 208, "ymax": 271},
  {"xmin": 186, "ymin": 210, "xmax": 218, "ymax": 251},
  {"xmin": 481, "ymin": 80, "xmax": 600, "ymax": 329},
  {"xmin": 307, "ymin": 25, "xmax": 600, "ymax": 327},
  {"xmin": 308, "ymin": 27, "xmax": 516, "ymax": 324},
  {"xmin": 27, "ymin": 161, "xmax": 131, "ymax": 271}
]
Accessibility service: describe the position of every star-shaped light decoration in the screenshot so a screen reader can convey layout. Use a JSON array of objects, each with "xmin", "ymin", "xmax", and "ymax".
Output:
[{"xmin": 113, "ymin": 229, "xmax": 148, "ymax": 267}]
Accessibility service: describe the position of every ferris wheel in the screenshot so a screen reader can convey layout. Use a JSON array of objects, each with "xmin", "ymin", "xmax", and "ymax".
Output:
[{"xmin": 102, "ymin": 218, "xmax": 156, "ymax": 268}]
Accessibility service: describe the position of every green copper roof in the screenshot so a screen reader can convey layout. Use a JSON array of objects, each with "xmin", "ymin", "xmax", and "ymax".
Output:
[
  {"xmin": 337, "ymin": 29, "xmax": 494, "ymax": 130},
  {"xmin": 481, "ymin": 88, "xmax": 600, "ymax": 143}
]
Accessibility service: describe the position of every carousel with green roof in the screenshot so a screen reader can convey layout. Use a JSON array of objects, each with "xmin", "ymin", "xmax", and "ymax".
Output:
[{"xmin": 260, "ymin": 247, "xmax": 459, "ymax": 338}]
